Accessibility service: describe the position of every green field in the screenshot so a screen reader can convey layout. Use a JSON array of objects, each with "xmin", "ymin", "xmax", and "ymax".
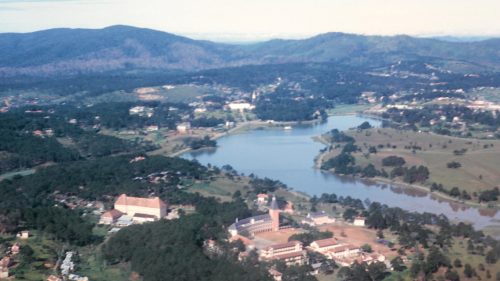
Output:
[
  {"xmin": 327, "ymin": 104, "xmax": 373, "ymax": 115},
  {"xmin": 322, "ymin": 128, "xmax": 500, "ymax": 197}
]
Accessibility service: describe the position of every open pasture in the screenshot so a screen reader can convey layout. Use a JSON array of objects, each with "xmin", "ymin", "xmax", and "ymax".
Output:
[{"xmin": 323, "ymin": 127, "xmax": 500, "ymax": 194}]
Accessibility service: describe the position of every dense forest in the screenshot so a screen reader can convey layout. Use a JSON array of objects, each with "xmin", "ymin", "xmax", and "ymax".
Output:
[
  {"xmin": 0, "ymin": 207, "xmax": 93, "ymax": 245},
  {"xmin": 103, "ymin": 197, "xmax": 273, "ymax": 281},
  {"xmin": 0, "ymin": 154, "xmax": 212, "ymax": 207},
  {"xmin": 0, "ymin": 111, "xmax": 158, "ymax": 173}
]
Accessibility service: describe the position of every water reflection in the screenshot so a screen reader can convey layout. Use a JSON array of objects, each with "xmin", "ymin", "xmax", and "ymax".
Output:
[
  {"xmin": 479, "ymin": 209, "xmax": 499, "ymax": 218},
  {"xmin": 390, "ymin": 186, "xmax": 428, "ymax": 198},
  {"xmin": 181, "ymin": 115, "xmax": 500, "ymax": 229}
]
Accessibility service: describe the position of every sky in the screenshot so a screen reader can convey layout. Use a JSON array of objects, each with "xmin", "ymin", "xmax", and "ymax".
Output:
[{"xmin": 1, "ymin": 0, "xmax": 500, "ymax": 42}]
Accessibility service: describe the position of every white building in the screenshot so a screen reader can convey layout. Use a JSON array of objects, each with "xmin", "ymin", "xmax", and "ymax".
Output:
[
  {"xmin": 309, "ymin": 238, "xmax": 339, "ymax": 253},
  {"xmin": 130, "ymin": 106, "xmax": 145, "ymax": 114},
  {"xmin": 177, "ymin": 123, "xmax": 191, "ymax": 131},
  {"xmin": 354, "ymin": 217, "xmax": 365, "ymax": 226},
  {"xmin": 257, "ymin": 194, "xmax": 268, "ymax": 203},
  {"xmin": 302, "ymin": 211, "xmax": 336, "ymax": 226},
  {"xmin": 228, "ymin": 103, "xmax": 255, "ymax": 111}
]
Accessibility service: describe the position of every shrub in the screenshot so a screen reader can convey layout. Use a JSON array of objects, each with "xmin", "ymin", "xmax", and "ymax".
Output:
[
  {"xmin": 447, "ymin": 161, "xmax": 461, "ymax": 168},
  {"xmin": 382, "ymin": 156, "xmax": 406, "ymax": 167}
]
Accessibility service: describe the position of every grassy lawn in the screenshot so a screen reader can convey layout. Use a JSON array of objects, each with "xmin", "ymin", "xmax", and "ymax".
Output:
[
  {"xmin": 322, "ymin": 127, "xmax": 500, "ymax": 196},
  {"xmin": 154, "ymin": 85, "xmax": 209, "ymax": 102},
  {"xmin": 98, "ymin": 126, "xmax": 224, "ymax": 156},
  {"xmin": 470, "ymin": 88, "xmax": 500, "ymax": 103},
  {"xmin": 195, "ymin": 110, "xmax": 246, "ymax": 122},
  {"xmin": 327, "ymin": 104, "xmax": 373, "ymax": 115},
  {"xmin": 56, "ymin": 137, "xmax": 75, "ymax": 147},
  {"xmin": 187, "ymin": 172, "xmax": 252, "ymax": 202},
  {"xmin": 439, "ymin": 236, "xmax": 500, "ymax": 281}
]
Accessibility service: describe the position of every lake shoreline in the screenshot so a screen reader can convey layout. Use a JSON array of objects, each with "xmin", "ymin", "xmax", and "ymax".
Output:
[{"xmin": 181, "ymin": 115, "xmax": 500, "ymax": 230}]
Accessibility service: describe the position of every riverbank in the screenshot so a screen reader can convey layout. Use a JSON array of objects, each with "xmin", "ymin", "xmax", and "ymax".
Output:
[
  {"xmin": 181, "ymin": 115, "xmax": 500, "ymax": 231},
  {"xmin": 313, "ymin": 148, "xmax": 500, "ymax": 212},
  {"xmin": 372, "ymin": 176, "xmax": 495, "ymax": 209},
  {"xmin": 313, "ymin": 132, "xmax": 499, "ymax": 210}
]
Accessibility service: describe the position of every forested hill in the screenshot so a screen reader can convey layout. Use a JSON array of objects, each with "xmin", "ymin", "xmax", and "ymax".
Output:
[
  {"xmin": 0, "ymin": 25, "xmax": 268, "ymax": 77},
  {"xmin": 237, "ymin": 33, "xmax": 500, "ymax": 72},
  {"xmin": 1, "ymin": 25, "xmax": 500, "ymax": 77}
]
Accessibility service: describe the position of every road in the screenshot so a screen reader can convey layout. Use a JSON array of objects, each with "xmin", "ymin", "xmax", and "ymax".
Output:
[
  {"xmin": 0, "ymin": 169, "xmax": 36, "ymax": 180},
  {"xmin": 240, "ymin": 110, "xmax": 247, "ymax": 122}
]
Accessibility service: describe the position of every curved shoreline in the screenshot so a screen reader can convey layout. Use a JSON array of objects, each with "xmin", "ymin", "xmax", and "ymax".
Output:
[
  {"xmin": 311, "ymin": 126, "xmax": 500, "ymax": 211},
  {"xmin": 313, "ymin": 149, "xmax": 498, "ymax": 211}
]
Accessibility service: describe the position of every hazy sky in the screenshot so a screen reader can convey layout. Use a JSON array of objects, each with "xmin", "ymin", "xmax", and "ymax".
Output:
[{"xmin": 1, "ymin": 0, "xmax": 499, "ymax": 41}]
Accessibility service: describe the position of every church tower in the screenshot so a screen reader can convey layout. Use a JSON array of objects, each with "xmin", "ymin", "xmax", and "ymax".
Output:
[{"xmin": 269, "ymin": 195, "xmax": 280, "ymax": 231}]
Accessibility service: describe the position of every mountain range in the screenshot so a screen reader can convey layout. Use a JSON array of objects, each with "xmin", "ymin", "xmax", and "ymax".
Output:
[{"xmin": 1, "ymin": 25, "xmax": 500, "ymax": 77}]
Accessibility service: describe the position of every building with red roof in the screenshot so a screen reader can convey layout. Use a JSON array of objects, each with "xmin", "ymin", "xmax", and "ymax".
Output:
[
  {"xmin": 115, "ymin": 194, "xmax": 167, "ymax": 219},
  {"xmin": 260, "ymin": 241, "xmax": 308, "ymax": 266}
]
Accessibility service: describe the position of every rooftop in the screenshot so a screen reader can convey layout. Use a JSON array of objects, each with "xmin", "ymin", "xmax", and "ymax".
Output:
[
  {"xmin": 229, "ymin": 214, "xmax": 272, "ymax": 231},
  {"xmin": 309, "ymin": 211, "xmax": 329, "ymax": 218},
  {"xmin": 269, "ymin": 250, "xmax": 306, "ymax": 260},
  {"xmin": 312, "ymin": 238, "xmax": 338, "ymax": 248},
  {"xmin": 229, "ymin": 235, "xmax": 253, "ymax": 246},
  {"xmin": 269, "ymin": 270, "xmax": 282, "ymax": 277},
  {"xmin": 261, "ymin": 241, "xmax": 302, "ymax": 251},
  {"xmin": 115, "ymin": 194, "xmax": 167, "ymax": 209},
  {"xmin": 269, "ymin": 195, "xmax": 279, "ymax": 210},
  {"xmin": 101, "ymin": 209, "xmax": 123, "ymax": 218}
]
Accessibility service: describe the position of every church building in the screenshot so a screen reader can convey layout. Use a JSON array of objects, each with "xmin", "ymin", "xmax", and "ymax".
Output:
[{"xmin": 229, "ymin": 195, "xmax": 280, "ymax": 236}]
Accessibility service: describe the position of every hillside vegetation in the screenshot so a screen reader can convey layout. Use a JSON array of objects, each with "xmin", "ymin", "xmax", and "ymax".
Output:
[
  {"xmin": 321, "ymin": 127, "xmax": 500, "ymax": 198},
  {"xmin": 1, "ymin": 25, "xmax": 500, "ymax": 77}
]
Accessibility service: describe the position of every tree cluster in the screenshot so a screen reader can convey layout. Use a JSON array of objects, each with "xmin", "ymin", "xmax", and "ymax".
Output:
[{"xmin": 103, "ymin": 197, "xmax": 274, "ymax": 281}]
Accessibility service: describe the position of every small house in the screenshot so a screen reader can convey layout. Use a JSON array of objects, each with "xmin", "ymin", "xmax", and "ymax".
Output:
[
  {"xmin": 177, "ymin": 123, "xmax": 191, "ymax": 132},
  {"xmin": 1, "ymin": 257, "xmax": 13, "ymax": 269},
  {"xmin": 257, "ymin": 194, "xmax": 268, "ymax": 203},
  {"xmin": 302, "ymin": 211, "xmax": 336, "ymax": 226},
  {"xmin": 354, "ymin": 217, "xmax": 365, "ymax": 226},
  {"xmin": 0, "ymin": 268, "xmax": 9, "ymax": 278},
  {"xmin": 11, "ymin": 243, "xmax": 21, "ymax": 254},
  {"xmin": 229, "ymin": 234, "xmax": 254, "ymax": 251},
  {"xmin": 16, "ymin": 230, "xmax": 29, "ymax": 239},
  {"xmin": 99, "ymin": 209, "xmax": 123, "ymax": 224},
  {"xmin": 269, "ymin": 269, "xmax": 282, "ymax": 281}
]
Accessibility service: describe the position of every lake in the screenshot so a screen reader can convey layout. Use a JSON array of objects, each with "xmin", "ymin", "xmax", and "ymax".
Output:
[{"xmin": 182, "ymin": 115, "xmax": 500, "ymax": 230}]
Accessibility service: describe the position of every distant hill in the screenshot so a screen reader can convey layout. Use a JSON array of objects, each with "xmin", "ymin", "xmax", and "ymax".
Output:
[
  {"xmin": 1, "ymin": 25, "xmax": 500, "ymax": 77},
  {"xmin": 0, "ymin": 25, "xmax": 271, "ymax": 77},
  {"xmin": 238, "ymin": 33, "xmax": 500, "ymax": 72},
  {"xmin": 427, "ymin": 36, "xmax": 496, "ymax": 43}
]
